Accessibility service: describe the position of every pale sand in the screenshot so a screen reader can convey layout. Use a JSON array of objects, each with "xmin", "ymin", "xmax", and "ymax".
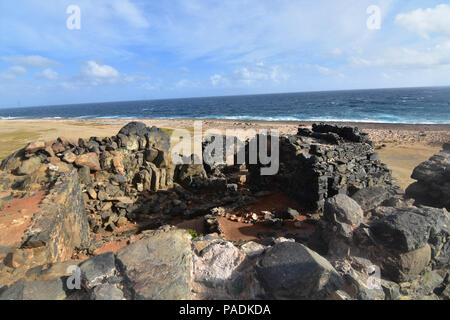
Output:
[
  {"xmin": 378, "ymin": 144, "xmax": 442, "ymax": 190},
  {"xmin": 0, "ymin": 119, "xmax": 449, "ymax": 190}
]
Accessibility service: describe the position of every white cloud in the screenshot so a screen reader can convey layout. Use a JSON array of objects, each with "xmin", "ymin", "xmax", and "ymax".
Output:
[
  {"xmin": 395, "ymin": 4, "xmax": 450, "ymax": 38},
  {"xmin": 111, "ymin": 0, "xmax": 150, "ymax": 28},
  {"xmin": 210, "ymin": 74, "xmax": 227, "ymax": 87},
  {"xmin": 316, "ymin": 66, "xmax": 332, "ymax": 75},
  {"xmin": 81, "ymin": 61, "xmax": 120, "ymax": 79},
  {"xmin": 232, "ymin": 64, "xmax": 289, "ymax": 85},
  {"xmin": 0, "ymin": 65, "xmax": 27, "ymax": 80},
  {"xmin": 350, "ymin": 41, "xmax": 450, "ymax": 68},
  {"xmin": 36, "ymin": 68, "xmax": 58, "ymax": 80},
  {"xmin": 63, "ymin": 61, "xmax": 153, "ymax": 88},
  {"xmin": 175, "ymin": 79, "xmax": 199, "ymax": 88},
  {"xmin": 1, "ymin": 55, "xmax": 60, "ymax": 68},
  {"xmin": 211, "ymin": 63, "xmax": 290, "ymax": 87}
]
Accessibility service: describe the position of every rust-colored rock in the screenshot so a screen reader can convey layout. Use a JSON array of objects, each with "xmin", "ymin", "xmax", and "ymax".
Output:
[
  {"xmin": 62, "ymin": 151, "xmax": 77, "ymax": 164},
  {"xmin": 75, "ymin": 153, "xmax": 101, "ymax": 171},
  {"xmin": 24, "ymin": 141, "xmax": 45, "ymax": 154}
]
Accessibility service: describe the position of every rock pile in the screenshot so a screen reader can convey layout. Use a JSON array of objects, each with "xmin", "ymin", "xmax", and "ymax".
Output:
[{"xmin": 0, "ymin": 228, "xmax": 346, "ymax": 300}]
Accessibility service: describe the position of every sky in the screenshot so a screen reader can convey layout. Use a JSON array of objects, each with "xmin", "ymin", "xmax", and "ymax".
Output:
[{"xmin": 1, "ymin": 0, "xmax": 450, "ymax": 108}]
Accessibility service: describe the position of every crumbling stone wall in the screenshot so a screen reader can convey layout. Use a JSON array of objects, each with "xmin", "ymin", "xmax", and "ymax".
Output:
[
  {"xmin": 249, "ymin": 124, "xmax": 401, "ymax": 212},
  {"xmin": 5, "ymin": 169, "xmax": 90, "ymax": 270}
]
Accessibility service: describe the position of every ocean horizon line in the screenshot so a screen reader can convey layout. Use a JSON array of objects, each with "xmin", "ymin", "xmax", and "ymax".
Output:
[
  {"xmin": 1, "ymin": 86, "xmax": 449, "ymax": 125},
  {"xmin": 2, "ymin": 84, "xmax": 450, "ymax": 110}
]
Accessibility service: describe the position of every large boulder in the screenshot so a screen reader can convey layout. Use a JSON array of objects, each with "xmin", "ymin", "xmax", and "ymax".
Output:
[
  {"xmin": 0, "ymin": 278, "xmax": 67, "ymax": 300},
  {"xmin": 370, "ymin": 207, "xmax": 448, "ymax": 253},
  {"xmin": 79, "ymin": 252, "xmax": 117, "ymax": 289},
  {"xmin": 406, "ymin": 146, "xmax": 450, "ymax": 210},
  {"xmin": 193, "ymin": 241, "xmax": 245, "ymax": 288},
  {"xmin": 256, "ymin": 242, "xmax": 344, "ymax": 300},
  {"xmin": 324, "ymin": 194, "xmax": 364, "ymax": 238},
  {"xmin": 15, "ymin": 157, "xmax": 43, "ymax": 176},
  {"xmin": 118, "ymin": 122, "xmax": 170, "ymax": 153},
  {"xmin": 116, "ymin": 228, "xmax": 192, "ymax": 300}
]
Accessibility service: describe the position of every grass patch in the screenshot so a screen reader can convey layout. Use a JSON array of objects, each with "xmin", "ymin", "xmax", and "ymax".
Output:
[
  {"xmin": 0, "ymin": 131, "xmax": 42, "ymax": 161},
  {"xmin": 185, "ymin": 228, "xmax": 203, "ymax": 239},
  {"xmin": 161, "ymin": 128, "xmax": 174, "ymax": 136}
]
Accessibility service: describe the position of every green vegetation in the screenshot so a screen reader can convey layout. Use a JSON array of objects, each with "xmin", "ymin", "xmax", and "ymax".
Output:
[
  {"xmin": 185, "ymin": 228, "xmax": 203, "ymax": 239},
  {"xmin": 161, "ymin": 128, "xmax": 174, "ymax": 136}
]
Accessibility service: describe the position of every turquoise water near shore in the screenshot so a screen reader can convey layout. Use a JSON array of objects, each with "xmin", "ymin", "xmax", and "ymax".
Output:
[{"xmin": 1, "ymin": 87, "xmax": 449, "ymax": 124}]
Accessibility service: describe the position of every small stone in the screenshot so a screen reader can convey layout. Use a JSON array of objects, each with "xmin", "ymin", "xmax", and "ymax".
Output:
[
  {"xmin": 62, "ymin": 151, "xmax": 77, "ymax": 164},
  {"xmin": 381, "ymin": 279, "xmax": 400, "ymax": 300},
  {"xmin": 75, "ymin": 153, "xmax": 101, "ymax": 171},
  {"xmin": 52, "ymin": 142, "xmax": 66, "ymax": 154},
  {"xmin": 87, "ymin": 188, "xmax": 97, "ymax": 200},
  {"xmin": 116, "ymin": 216, "xmax": 128, "ymax": 227},
  {"xmin": 286, "ymin": 208, "xmax": 300, "ymax": 219},
  {"xmin": 240, "ymin": 241, "xmax": 265, "ymax": 258}
]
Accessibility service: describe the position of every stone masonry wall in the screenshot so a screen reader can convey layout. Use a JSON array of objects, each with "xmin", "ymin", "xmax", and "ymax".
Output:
[
  {"xmin": 7, "ymin": 168, "xmax": 90, "ymax": 269},
  {"xmin": 249, "ymin": 124, "xmax": 401, "ymax": 212}
]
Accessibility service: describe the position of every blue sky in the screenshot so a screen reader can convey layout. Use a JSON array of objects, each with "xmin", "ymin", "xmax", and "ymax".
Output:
[{"xmin": 1, "ymin": 0, "xmax": 450, "ymax": 108}]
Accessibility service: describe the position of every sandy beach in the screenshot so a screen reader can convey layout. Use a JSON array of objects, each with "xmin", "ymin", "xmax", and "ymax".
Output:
[{"xmin": 1, "ymin": 118, "xmax": 449, "ymax": 190}]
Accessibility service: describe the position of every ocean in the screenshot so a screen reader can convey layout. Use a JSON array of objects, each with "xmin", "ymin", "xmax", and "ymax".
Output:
[{"xmin": 1, "ymin": 87, "xmax": 450, "ymax": 124}]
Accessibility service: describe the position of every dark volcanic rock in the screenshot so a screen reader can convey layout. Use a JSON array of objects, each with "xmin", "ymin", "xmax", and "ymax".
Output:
[
  {"xmin": 116, "ymin": 229, "xmax": 192, "ymax": 300},
  {"xmin": 406, "ymin": 146, "xmax": 450, "ymax": 210},
  {"xmin": 79, "ymin": 252, "xmax": 116, "ymax": 289},
  {"xmin": 118, "ymin": 122, "xmax": 149, "ymax": 137},
  {"xmin": 0, "ymin": 278, "xmax": 67, "ymax": 300},
  {"xmin": 352, "ymin": 186, "xmax": 391, "ymax": 212},
  {"xmin": 256, "ymin": 242, "xmax": 344, "ymax": 300},
  {"xmin": 370, "ymin": 207, "xmax": 448, "ymax": 253},
  {"xmin": 118, "ymin": 122, "xmax": 170, "ymax": 152}
]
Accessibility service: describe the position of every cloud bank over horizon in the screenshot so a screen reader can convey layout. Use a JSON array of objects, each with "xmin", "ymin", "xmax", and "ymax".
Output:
[{"xmin": 1, "ymin": 0, "xmax": 450, "ymax": 107}]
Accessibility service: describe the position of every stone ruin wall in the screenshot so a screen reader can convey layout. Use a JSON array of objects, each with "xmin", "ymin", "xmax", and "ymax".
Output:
[
  {"xmin": 0, "ymin": 168, "xmax": 89, "ymax": 272},
  {"xmin": 249, "ymin": 123, "xmax": 401, "ymax": 212}
]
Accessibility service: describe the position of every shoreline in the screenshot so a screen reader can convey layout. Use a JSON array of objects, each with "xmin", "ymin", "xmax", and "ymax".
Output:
[
  {"xmin": 1, "ymin": 118, "xmax": 448, "ymax": 145},
  {"xmin": 2, "ymin": 117, "xmax": 450, "ymax": 126}
]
